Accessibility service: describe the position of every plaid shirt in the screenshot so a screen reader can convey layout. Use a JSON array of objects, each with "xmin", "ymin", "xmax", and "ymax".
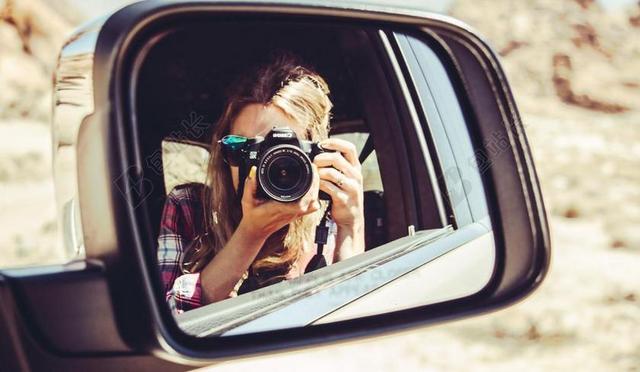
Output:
[{"xmin": 157, "ymin": 183, "xmax": 207, "ymax": 314}]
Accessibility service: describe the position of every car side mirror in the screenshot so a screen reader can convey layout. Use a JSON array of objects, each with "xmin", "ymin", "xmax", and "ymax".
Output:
[{"xmin": 1, "ymin": 1, "xmax": 549, "ymax": 369}]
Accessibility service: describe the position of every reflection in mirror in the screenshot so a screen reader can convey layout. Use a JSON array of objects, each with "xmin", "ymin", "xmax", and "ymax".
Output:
[{"xmin": 136, "ymin": 21, "xmax": 494, "ymax": 337}]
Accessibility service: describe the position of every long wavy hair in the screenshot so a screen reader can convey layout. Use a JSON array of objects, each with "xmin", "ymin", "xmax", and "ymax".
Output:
[{"xmin": 182, "ymin": 52, "xmax": 333, "ymax": 284}]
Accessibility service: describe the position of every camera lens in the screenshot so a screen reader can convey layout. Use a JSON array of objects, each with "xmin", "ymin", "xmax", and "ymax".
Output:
[
  {"xmin": 258, "ymin": 145, "xmax": 313, "ymax": 202},
  {"xmin": 268, "ymin": 156, "xmax": 302, "ymax": 191}
]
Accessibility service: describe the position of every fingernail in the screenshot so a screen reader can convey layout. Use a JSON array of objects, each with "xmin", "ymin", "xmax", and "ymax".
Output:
[{"xmin": 249, "ymin": 166, "xmax": 256, "ymax": 179}]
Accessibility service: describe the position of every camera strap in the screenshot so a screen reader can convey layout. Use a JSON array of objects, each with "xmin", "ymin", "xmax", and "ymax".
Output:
[{"xmin": 304, "ymin": 201, "xmax": 332, "ymax": 274}]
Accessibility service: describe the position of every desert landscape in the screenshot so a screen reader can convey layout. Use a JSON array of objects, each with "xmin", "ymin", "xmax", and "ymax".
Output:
[{"xmin": 0, "ymin": 0, "xmax": 638, "ymax": 370}]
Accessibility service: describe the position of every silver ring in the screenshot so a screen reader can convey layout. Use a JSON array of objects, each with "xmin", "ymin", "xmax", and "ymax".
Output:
[{"xmin": 337, "ymin": 174, "xmax": 345, "ymax": 187}]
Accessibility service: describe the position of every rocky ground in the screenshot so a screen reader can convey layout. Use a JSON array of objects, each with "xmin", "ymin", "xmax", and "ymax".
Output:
[
  {"xmin": 0, "ymin": 0, "xmax": 638, "ymax": 370},
  {"xmin": 0, "ymin": 0, "xmax": 70, "ymax": 266}
]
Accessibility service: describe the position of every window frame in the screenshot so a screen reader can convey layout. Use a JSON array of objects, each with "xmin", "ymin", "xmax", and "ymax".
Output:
[
  {"xmin": 390, "ymin": 30, "xmax": 489, "ymax": 227},
  {"xmin": 365, "ymin": 29, "xmax": 449, "ymax": 232}
]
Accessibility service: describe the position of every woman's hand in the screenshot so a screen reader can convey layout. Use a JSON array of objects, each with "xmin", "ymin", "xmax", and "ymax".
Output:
[
  {"xmin": 201, "ymin": 165, "xmax": 320, "ymax": 304},
  {"xmin": 238, "ymin": 165, "xmax": 321, "ymax": 241},
  {"xmin": 314, "ymin": 138, "xmax": 365, "ymax": 260},
  {"xmin": 314, "ymin": 138, "xmax": 365, "ymax": 228}
]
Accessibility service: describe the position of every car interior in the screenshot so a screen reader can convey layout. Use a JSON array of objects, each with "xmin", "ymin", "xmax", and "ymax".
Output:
[{"xmin": 134, "ymin": 20, "xmax": 449, "ymax": 254}]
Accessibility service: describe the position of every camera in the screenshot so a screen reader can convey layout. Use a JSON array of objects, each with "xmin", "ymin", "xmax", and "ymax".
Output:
[{"xmin": 233, "ymin": 127, "xmax": 333, "ymax": 202}]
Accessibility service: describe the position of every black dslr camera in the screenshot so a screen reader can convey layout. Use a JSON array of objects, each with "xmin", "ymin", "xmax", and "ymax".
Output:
[{"xmin": 224, "ymin": 127, "xmax": 333, "ymax": 202}]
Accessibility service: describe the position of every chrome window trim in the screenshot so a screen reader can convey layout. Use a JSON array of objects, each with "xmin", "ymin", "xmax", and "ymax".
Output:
[
  {"xmin": 377, "ymin": 30, "xmax": 448, "ymax": 227},
  {"xmin": 393, "ymin": 32, "xmax": 489, "ymax": 224},
  {"xmin": 53, "ymin": 25, "xmax": 100, "ymax": 260}
]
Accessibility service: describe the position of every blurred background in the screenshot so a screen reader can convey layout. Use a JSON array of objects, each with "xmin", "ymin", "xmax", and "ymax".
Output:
[{"xmin": 0, "ymin": 0, "xmax": 638, "ymax": 370}]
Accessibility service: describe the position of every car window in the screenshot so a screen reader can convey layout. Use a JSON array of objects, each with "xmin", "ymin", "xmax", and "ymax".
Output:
[
  {"xmin": 161, "ymin": 133, "xmax": 384, "ymax": 195},
  {"xmin": 161, "ymin": 140, "xmax": 209, "ymax": 194},
  {"xmin": 325, "ymin": 132, "xmax": 383, "ymax": 192}
]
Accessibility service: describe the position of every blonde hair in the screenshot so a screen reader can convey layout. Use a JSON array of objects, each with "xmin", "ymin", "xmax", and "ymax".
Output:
[{"xmin": 182, "ymin": 52, "xmax": 333, "ymax": 286}]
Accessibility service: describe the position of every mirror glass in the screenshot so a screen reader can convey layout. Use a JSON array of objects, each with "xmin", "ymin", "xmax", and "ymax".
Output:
[{"xmin": 136, "ymin": 21, "xmax": 495, "ymax": 337}]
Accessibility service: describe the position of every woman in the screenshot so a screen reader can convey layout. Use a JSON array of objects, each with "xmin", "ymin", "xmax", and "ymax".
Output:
[{"xmin": 157, "ymin": 52, "xmax": 365, "ymax": 314}]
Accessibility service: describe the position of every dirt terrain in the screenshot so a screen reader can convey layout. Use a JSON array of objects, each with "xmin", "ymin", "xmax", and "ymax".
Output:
[
  {"xmin": 0, "ymin": 0, "xmax": 70, "ymax": 266},
  {"xmin": 0, "ymin": 0, "xmax": 638, "ymax": 370}
]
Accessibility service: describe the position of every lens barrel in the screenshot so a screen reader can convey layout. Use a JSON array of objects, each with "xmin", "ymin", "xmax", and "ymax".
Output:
[{"xmin": 257, "ymin": 144, "xmax": 313, "ymax": 202}]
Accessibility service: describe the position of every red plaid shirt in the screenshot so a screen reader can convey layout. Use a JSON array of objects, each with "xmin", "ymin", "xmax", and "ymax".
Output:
[{"xmin": 157, "ymin": 183, "xmax": 207, "ymax": 314}]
